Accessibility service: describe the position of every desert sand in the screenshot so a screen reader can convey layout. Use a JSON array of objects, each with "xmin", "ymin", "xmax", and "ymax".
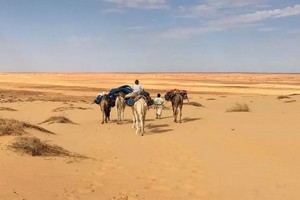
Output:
[{"xmin": 0, "ymin": 72, "xmax": 300, "ymax": 200}]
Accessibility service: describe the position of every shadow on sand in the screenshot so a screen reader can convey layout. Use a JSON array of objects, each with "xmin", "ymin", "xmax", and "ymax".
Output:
[
  {"xmin": 182, "ymin": 117, "xmax": 202, "ymax": 123},
  {"xmin": 146, "ymin": 123, "xmax": 173, "ymax": 135},
  {"xmin": 160, "ymin": 116, "xmax": 173, "ymax": 119}
]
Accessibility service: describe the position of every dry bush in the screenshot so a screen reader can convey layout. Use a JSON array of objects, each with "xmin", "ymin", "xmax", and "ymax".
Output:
[
  {"xmin": 0, "ymin": 118, "xmax": 54, "ymax": 136},
  {"xmin": 9, "ymin": 136, "xmax": 86, "ymax": 158},
  {"xmin": 52, "ymin": 106, "xmax": 91, "ymax": 112},
  {"xmin": 284, "ymin": 100, "xmax": 297, "ymax": 103},
  {"xmin": 184, "ymin": 102, "xmax": 204, "ymax": 107},
  {"xmin": 39, "ymin": 116, "xmax": 76, "ymax": 124},
  {"xmin": 227, "ymin": 103, "xmax": 250, "ymax": 112},
  {"xmin": 162, "ymin": 105, "xmax": 171, "ymax": 110},
  {"xmin": 277, "ymin": 95, "xmax": 290, "ymax": 100},
  {"xmin": 206, "ymin": 98, "xmax": 216, "ymax": 101},
  {"xmin": 0, "ymin": 107, "xmax": 17, "ymax": 111},
  {"xmin": 289, "ymin": 93, "xmax": 300, "ymax": 96}
]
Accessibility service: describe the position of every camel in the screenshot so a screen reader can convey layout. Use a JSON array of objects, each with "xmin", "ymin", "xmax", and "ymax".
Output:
[
  {"xmin": 171, "ymin": 91, "xmax": 183, "ymax": 123},
  {"xmin": 115, "ymin": 92, "xmax": 125, "ymax": 124},
  {"xmin": 132, "ymin": 97, "xmax": 147, "ymax": 136},
  {"xmin": 100, "ymin": 94, "xmax": 111, "ymax": 124}
]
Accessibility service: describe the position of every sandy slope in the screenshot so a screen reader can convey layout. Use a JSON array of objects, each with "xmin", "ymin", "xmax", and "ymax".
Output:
[{"xmin": 0, "ymin": 73, "xmax": 300, "ymax": 200}]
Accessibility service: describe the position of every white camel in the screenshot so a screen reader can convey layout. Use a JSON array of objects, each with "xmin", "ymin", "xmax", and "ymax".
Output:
[
  {"xmin": 132, "ymin": 97, "xmax": 147, "ymax": 136},
  {"xmin": 115, "ymin": 93, "xmax": 125, "ymax": 124}
]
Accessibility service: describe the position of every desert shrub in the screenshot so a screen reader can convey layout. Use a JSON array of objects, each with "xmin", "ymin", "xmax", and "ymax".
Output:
[
  {"xmin": 0, "ymin": 107, "xmax": 17, "ymax": 111},
  {"xmin": 39, "ymin": 116, "xmax": 76, "ymax": 124},
  {"xmin": 0, "ymin": 118, "xmax": 54, "ymax": 136},
  {"xmin": 162, "ymin": 105, "xmax": 171, "ymax": 110},
  {"xmin": 184, "ymin": 102, "xmax": 204, "ymax": 107},
  {"xmin": 277, "ymin": 95, "xmax": 290, "ymax": 99},
  {"xmin": 52, "ymin": 106, "xmax": 91, "ymax": 112},
  {"xmin": 284, "ymin": 100, "xmax": 296, "ymax": 103},
  {"xmin": 9, "ymin": 137, "xmax": 85, "ymax": 158},
  {"xmin": 288, "ymin": 93, "xmax": 300, "ymax": 96},
  {"xmin": 226, "ymin": 103, "xmax": 250, "ymax": 112}
]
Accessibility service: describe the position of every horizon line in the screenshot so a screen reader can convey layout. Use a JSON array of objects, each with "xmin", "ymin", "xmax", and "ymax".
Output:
[{"xmin": 1, "ymin": 71, "xmax": 300, "ymax": 75}]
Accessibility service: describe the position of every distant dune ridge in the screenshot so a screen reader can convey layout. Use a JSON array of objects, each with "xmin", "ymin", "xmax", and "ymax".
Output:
[{"xmin": 0, "ymin": 73, "xmax": 300, "ymax": 200}]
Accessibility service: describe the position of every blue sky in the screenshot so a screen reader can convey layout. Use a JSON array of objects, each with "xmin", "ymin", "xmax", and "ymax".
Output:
[{"xmin": 0, "ymin": 0, "xmax": 299, "ymax": 72}]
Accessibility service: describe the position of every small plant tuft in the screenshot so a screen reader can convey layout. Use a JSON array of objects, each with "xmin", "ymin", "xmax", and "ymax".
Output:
[
  {"xmin": 184, "ymin": 102, "xmax": 204, "ymax": 107},
  {"xmin": 0, "ymin": 107, "xmax": 17, "ymax": 111},
  {"xmin": 227, "ymin": 103, "xmax": 250, "ymax": 112},
  {"xmin": 9, "ymin": 136, "xmax": 86, "ymax": 158},
  {"xmin": 277, "ymin": 95, "xmax": 290, "ymax": 100},
  {"xmin": 39, "ymin": 116, "xmax": 76, "ymax": 125},
  {"xmin": 0, "ymin": 118, "xmax": 54, "ymax": 136},
  {"xmin": 284, "ymin": 100, "xmax": 296, "ymax": 103},
  {"xmin": 52, "ymin": 106, "xmax": 91, "ymax": 112}
]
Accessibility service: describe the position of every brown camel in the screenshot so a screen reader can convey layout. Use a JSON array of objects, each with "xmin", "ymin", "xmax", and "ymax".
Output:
[
  {"xmin": 171, "ymin": 91, "xmax": 183, "ymax": 123},
  {"xmin": 100, "ymin": 94, "xmax": 111, "ymax": 124}
]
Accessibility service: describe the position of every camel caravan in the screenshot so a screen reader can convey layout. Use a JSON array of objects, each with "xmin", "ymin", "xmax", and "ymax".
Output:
[{"xmin": 93, "ymin": 80, "xmax": 189, "ymax": 136}]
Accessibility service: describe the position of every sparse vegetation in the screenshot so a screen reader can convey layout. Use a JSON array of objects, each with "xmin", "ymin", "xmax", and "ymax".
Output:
[
  {"xmin": 52, "ymin": 106, "xmax": 91, "ymax": 112},
  {"xmin": 0, "ymin": 118, "xmax": 54, "ymax": 136},
  {"xmin": 184, "ymin": 102, "xmax": 204, "ymax": 107},
  {"xmin": 9, "ymin": 136, "xmax": 85, "ymax": 158},
  {"xmin": 284, "ymin": 100, "xmax": 297, "ymax": 103},
  {"xmin": 289, "ymin": 93, "xmax": 300, "ymax": 96},
  {"xmin": 0, "ymin": 107, "xmax": 17, "ymax": 111},
  {"xmin": 226, "ymin": 103, "xmax": 250, "ymax": 112},
  {"xmin": 162, "ymin": 105, "xmax": 171, "ymax": 110},
  {"xmin": 277, "ymin": 95, "xmax": 290, "ymax": 100},
  {"xmin": 39, "ymin": 116, "xmax": 76, "ymax": 124}
]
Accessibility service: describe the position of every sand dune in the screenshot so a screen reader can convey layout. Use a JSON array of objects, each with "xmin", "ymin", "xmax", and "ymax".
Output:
[{"xmin": 0, "ymin": 73, "xmax": 300, "ymax": 200}]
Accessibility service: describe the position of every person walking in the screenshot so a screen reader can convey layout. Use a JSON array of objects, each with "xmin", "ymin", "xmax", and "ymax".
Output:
[{"xmin": 153, "ymin": 93, "xmax": 164, "ymax": 119}]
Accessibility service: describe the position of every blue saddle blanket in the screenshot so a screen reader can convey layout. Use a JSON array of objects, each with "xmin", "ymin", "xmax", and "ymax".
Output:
[
  {"xmin": 108, "ymin": 85, "xmax": 132, "ymax": 96},
  {"xmin": 94, "ymin": 94, "xmax": 103, "ymax": 104},
  {"xmin": 125, "ymin": 98, "xmax": 135, "ymax": 106},
  {"xmin": 94, "ymin": 85, "xmax": 133, "ymax": 105}
]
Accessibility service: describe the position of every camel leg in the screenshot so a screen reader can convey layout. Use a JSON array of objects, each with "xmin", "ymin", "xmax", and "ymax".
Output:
[
  {"xmin": 172, "ymin": 105, "xmax": 176, "ymax": 122},
  {"xmin": 134, "ymin": 111, "xmax": 139, "ymax": 135},
  {"xmin": 101, "ymin": 112, "xmax": 104, "ymax": 124},
  {"xmin": 139, "ymin": 114, "xmax": 144, "ymax": 136},
  {"xmin": 179, "ymin": 106, "xmax": 182, "ymax": 123},
  {"xmin": 121, "ymin": 108, "xmax": 124, "ymax": 124},
  {"xmin": 131, "ymin": 107, "xmax": 136, "ymax": 129},
  {"xmin": 106, "ymin": 112, "xmax": 110, "ymax": 123},
  {"xmin": 140, "ymin": 118, "xmax": 144, "ymax": 136},
  {"xmin": 143, "ymin": 115, "xmax": 146, "ymax": 135},
  {"xmin": 118, "ymin": 109, "xmax": 121, "ymax": 124},
  {"xmin": 116, "ymin": 108, "xmax": 119, "ymax": 124},
  {"xmin": 174, "ymin": 107, "xmax": 178, "ymax": 123}
]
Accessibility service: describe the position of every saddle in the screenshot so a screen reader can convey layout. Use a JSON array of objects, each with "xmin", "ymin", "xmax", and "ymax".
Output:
[
  {"xmin": 94, "ymin": 85, "xmax": 133, "ymax": 107},
  {"xmin": 164, "ymin": 89, "xmax": 189, "ymax": 101},
  {"xmin": 125, "ymin": 90, "xmax": 153, "ymax": 107}
]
